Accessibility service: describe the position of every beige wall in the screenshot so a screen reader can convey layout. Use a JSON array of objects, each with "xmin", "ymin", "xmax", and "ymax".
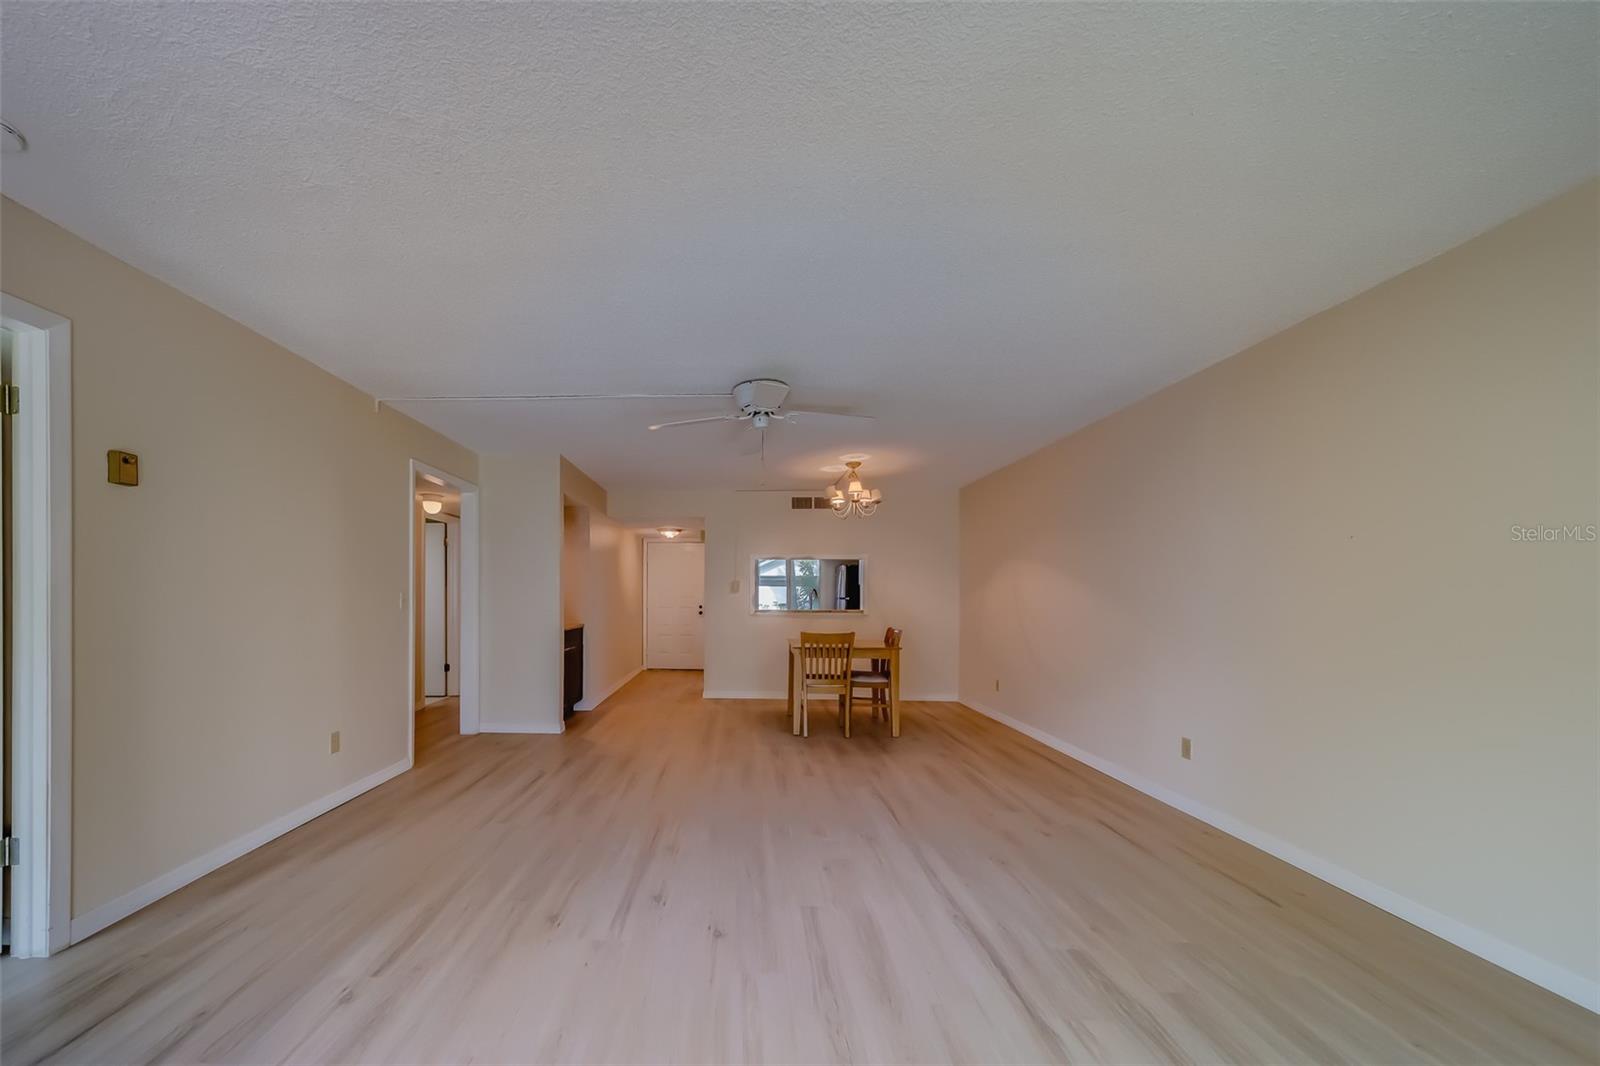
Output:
[
  {"xmin": 561, "ymin": 504, "xmax": 588, "ymax": 627},
  {"xmin": 959, "ymin": 182, "xmax": 1599, "ymax": 996},
  {"xmin": 479, "ymin": 453, "xmax": 564, "ymax": 732},
  {"xmin": 560, "ymin": 456, "xmax": 607, "ymax": 514},
  {"xmin": 580, "ymin": 510, "xmax": 644, "ymax": 706},
  {"xmin": 0, "ymin": 197, "xmax": 480, "ymax": 920},
  {"xmin": 610, "ymin": 486, "xmax": 961, "ymax": 699},
  {"xmin": 559, "ymin": 458, "xmax": 644, "ymax": 710}
]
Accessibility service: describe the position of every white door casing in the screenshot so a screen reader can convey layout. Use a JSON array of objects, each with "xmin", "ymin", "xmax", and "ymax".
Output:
[
  {"xmin": 645, "ymin": 541, "xmax": 705, "ymax": 670},
  {"xmin": 1, "ymin": 294, "xmax": 72, "ymax": 957},
  {"xmin": 1, "ymin": 327, "xmax": 8, "ymax": 950}
]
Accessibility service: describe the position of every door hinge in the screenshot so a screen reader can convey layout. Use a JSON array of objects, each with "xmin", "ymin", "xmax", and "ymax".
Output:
[
  {"xmin": 1, "ymin": 383, "xmax": 18, "ymax": 416},
  {"xmin": 1, "ymin": 837, "xmax": 20, "ymax": 867}
]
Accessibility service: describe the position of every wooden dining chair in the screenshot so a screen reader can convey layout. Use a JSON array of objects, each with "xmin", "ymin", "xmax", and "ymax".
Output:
[
  {"xmin": 851, "ymin": 626, "xmax": 902, "ymax": 722},
  {"xmin": 798, "ymin": 631, "xmax": 856, "ymax": 738}
]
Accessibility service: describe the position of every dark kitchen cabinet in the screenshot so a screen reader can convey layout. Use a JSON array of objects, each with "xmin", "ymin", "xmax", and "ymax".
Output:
[{"xmin": 563, "ymin": 625, "xmax": 584, "ymax": 717}]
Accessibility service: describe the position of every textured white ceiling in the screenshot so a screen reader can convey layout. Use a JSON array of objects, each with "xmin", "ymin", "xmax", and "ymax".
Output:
[{"xmin": 2, "ymin": 2, "xmax": 1595, "ymax": 489}]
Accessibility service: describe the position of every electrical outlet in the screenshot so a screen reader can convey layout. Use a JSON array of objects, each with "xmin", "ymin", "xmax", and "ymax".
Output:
[
  {"xmin": 330, "ymin": 730, "xmax": 341, "ymax": 754},
  {"xmin": 729, "ymin": 578, "xmax": 740, "ymax": 594},
  {"xmin": 1180, "ymin": 737, "xmax": 1192, "ymax": 760}
]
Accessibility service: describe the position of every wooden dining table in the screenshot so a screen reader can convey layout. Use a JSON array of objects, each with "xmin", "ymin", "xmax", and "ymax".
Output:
[{"xmin": 787, "ymin": 639, "xmax": 902, "ymax": 738}]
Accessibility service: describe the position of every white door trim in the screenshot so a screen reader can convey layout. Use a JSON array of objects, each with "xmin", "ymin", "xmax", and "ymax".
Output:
[
  {"xmin": 408, "ymin": 460, "xmax": 481, "ymax": 758},
  {"xmin": 2, "ymin": 293, "xmax": 73, "ymax": 958}
]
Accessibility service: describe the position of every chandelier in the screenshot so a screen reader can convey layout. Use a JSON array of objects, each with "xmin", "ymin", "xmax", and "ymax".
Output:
[{"xmin": 827, "ymin": 460, "xmax": 882, "ymax": 518}]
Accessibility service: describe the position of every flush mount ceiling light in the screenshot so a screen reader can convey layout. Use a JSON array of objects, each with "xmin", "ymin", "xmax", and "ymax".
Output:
[
  {"xmin": 419, "ymin": 494, "xmax": 444, "ymax": 515},
  {"xmin": 1, "ymin": 122, "xmax": 27, "ymax": 153},
  {"xmin": 826, "ymin": 459, "xmax": 882, "ymax": 519},
  {"xmin": 657, "ymin": 527, "xmax": 684, "ymax": 539}
]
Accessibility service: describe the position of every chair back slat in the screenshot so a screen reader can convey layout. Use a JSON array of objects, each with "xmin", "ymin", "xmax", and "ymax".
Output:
[{"xmin": 799, "ymin": 631, "xmax": 855, "ymax": 684}]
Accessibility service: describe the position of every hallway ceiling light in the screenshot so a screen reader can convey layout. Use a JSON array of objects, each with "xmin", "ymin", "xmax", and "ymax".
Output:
[
  {"xmin": 420, "ymin": 494, "xmax": 444, "ymax": 515},
  {"xmin": 826, "ymin": 460, "xmax": 882, "ymax": 518},
  {"xmin": 657, "ymin": 527, "xmax": 684, "ymax": 539}
]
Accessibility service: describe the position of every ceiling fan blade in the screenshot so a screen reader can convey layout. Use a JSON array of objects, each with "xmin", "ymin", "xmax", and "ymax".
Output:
[
  {"xmin": 648, "ymin": 413, "xmax": 744, "ymax": 431},
  {"xmin": 779, "ymin": 408, "xmax": 876, "ymax": 422},
  {"xmin": 376, "ymin": 391, "xmax": 727, "ymax": 409}
]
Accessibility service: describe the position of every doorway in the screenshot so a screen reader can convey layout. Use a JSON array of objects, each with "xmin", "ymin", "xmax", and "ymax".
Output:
[
  {"xmin": 3, "ymin": 326, "xmax": 12, "ymax": 952},
  {"xmin": 0, "ymin": 294, "xmax": 72, "ymax": 958},
  {"xmin": 421, "ymin": 517, "xmax": 459, "ymax": 700},
  {"xmin": 408, "ymin": 460, "xmax": 480, "ymax": 761},
  {"xmin": 645, "ymin": 540, "xmax": 705, "ymax": 669}
]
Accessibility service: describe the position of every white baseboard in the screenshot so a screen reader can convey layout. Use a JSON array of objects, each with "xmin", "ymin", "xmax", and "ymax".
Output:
[
  {"xmin": 575, "ymin": 666, "xmax": 643, "ymax": 711},
  {"xmin": 478, "ymin": 720, "xmax": 565, "ymax": 734},
  {"xmin": 703, "ymin": 689, "xmax": 959, "ymax": 702},
  {"xmin": 70, "ymin": 758, "xmax": 411, "ymax": 945},
  {"xmin": 961, "ymin": 699, "xmax": 1599, "ymax": 1014}
]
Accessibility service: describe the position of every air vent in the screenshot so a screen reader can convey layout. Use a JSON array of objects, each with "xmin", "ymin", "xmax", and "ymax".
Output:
[{"xmin": 790, "ymin": 496, "xmax": 813, "ymax": 509}]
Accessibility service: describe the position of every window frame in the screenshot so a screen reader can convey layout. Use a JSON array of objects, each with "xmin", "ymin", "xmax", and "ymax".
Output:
[{"xmin": 750, "ymin": 555, "xmax": 868, "ymax": 615}]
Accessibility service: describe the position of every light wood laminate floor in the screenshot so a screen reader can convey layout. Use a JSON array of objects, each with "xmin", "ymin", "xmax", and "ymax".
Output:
[{"xmin": 2, "ymin": 671, "xmax": 1595, "ymax": 1064}]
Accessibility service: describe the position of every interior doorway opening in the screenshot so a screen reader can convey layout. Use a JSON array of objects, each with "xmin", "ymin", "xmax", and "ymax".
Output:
[
  {"xmin": 408, "ymin": 461, "xmax": 480, "ymax": 762},
  {"xmin": 419, "ymin": 504, "xmax": 460, "ymax": 703},
  {"xmin": 1, "ymin": 294, "xmax": 72, "ymax": 958},
  {"xmin": 3, "ymin": 325, "xmax": 13, "ymax": 953}
]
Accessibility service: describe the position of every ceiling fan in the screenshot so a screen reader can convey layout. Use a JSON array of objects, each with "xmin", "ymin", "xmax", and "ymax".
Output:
[
  {"xmin": 374, "ymin": 379, "xmax": 872, "ymax": 437},
  {"xmin": 647, "ymin": 379, "xmax": 873, "ymax": 433}
]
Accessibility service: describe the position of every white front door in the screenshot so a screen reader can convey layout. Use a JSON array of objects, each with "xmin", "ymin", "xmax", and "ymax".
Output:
[{"xmin": 645, "ymin": 540, "xmax": 705, "ymax": 669}]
